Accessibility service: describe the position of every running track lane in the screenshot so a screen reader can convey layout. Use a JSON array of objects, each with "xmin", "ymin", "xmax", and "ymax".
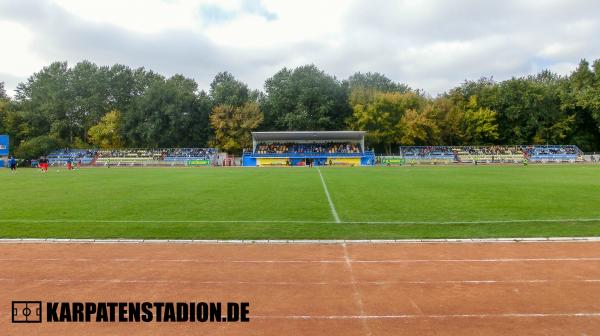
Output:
[{"xmin": 1, "ymin": 242, "xmax": 600, "ymax": 335}]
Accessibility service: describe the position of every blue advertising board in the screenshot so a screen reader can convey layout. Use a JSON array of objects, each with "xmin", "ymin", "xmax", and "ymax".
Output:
[
  {"xmin": 0, "ymin": 135, "xmax": 8, "ymax": 168},
  {"xmin": 0, "ymin": 135, "xmax": 8, "ymax": 155}
]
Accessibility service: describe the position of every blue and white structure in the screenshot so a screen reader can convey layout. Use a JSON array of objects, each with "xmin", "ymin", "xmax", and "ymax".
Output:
[{"xmin": 243, "ymin": 131, "xmax": 376, "ymax": 167}]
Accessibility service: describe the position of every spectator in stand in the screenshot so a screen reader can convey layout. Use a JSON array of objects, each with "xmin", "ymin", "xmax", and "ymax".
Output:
[{"xmin": 255, "ymin": 142, "xmax": 361, "ymax": 154}]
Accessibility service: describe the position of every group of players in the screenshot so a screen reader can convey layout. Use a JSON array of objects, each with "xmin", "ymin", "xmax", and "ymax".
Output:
[
  {"xmin": 38, "ymin": 157, "xmax": 81, "ymax": 172},
  {"xmin": 7, "ymin": 156, "xmax": 81, "ymax": 173}
]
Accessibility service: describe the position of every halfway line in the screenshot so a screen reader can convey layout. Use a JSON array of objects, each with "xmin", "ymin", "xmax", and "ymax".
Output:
[{"xmin": 317, "ymin": 167, "xmax": 340, "ymax": 223}]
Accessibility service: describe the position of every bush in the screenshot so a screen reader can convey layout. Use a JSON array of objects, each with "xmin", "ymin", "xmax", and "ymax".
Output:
[{"xmin": 15, "ymin": 136, "xmax": 62, "ymax": 159}]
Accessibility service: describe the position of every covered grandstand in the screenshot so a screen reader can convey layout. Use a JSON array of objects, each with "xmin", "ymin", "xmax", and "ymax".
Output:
[{"xmin": 243, "ymin": 131, "xmax": 376, "ymax": 166}]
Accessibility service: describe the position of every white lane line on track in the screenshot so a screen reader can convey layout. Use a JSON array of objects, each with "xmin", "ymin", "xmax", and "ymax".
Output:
[
  {"xmin": 342, "ymin": 243, "xmax": 372, "ymax": 336},
  {"xmin": 1, "ymin": 279, "xmax": 600, "ymax": 285},
  {"xmin": 2, "ymin": 217, "xmax": 600, "ymax": 225},
  {"xmin": 251, "ymin": 313, "xmax": 600, "ymax": 319},
  {"xmin": 3, "ymin": 257, "xmax": 600, "ymax": 263},
  {"xmin": 316, "ymin": 167, "xmax": 341, "ymax": 223}
]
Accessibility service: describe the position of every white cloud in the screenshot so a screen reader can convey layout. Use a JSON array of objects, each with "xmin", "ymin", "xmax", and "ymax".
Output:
[
  {"xmin": 51, "ymin": 0, "xmax": 201, "ymax": 34},
  {"xmin": 0, "ymin": 20, "xmax": 47, "ymax": 76},
  {"xmin": 0, "ymin": 0, "xmax": 599, "ymax": 97}
]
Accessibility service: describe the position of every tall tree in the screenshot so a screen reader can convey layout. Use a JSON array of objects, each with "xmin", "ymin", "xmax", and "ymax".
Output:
[
  {"xmin": 346, "ymin": 72, "xmax": 410, "ymax": 93},
  {"xmin": 210, "ymin": 102, "xmax": 263, "ymax": 153},
  {"xmin": 209, "ymin": 72, "xmax": 251, "ymax": 107},
  {"xmin": 68, "ymin": 61, "xmax": 113, "ymax": 142},
  {"xmin": 0, "ymin": 82, "xmax": 7, "ymax": 100},
  {"xmin": 565, "ymin": 59, "xmax": 600, "ymax": 150},
  {"xmin": 15, "ymin": 62, "xmax": 71, "ymax": 141},
  {"xmin": 262, "ymin": 65, "xmax": 350, "ymax": 130},
  {"xmin": 462, "ymin": 96, "xmax": 499, "ymax": 145},
  {"xmin": 433, "ymin": 94, "xmax": 465, "ymax": 145},
  {"xmin": 126, "ymin": 75, "xmax": 207, "ymax": 148},
  {"xmin": 398, "ymin": 105, "xmax": 440, "ymax": 145},
  {"xmin": 348, "ymin": 91, "xmax": 424, "ymax": 154},
  {"xmin": 87, "ymin": 110, "xmax": 124, "ymax": 148}
]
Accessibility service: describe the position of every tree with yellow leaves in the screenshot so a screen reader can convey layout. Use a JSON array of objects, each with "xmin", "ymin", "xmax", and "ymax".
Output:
[
  {"xmin": 398, "ymin": 104, "xmax": 440, "ymax": 145},
  {"xmin": 210, "ymin": 102, "xmax": 263, "ymax": 153},
  {"xmin": 87, "ymin": 110, "xmax": 124, "ymax": 148}
]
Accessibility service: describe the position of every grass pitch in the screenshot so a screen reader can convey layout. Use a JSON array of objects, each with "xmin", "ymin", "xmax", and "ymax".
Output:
[{"xmin": 2, "ymin": 165, "xmax": 600, "ymax": 239}]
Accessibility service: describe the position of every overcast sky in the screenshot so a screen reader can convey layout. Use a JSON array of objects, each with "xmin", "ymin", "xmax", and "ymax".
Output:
[{"xmin": 1, "ymin": 0, "xmax": 599, "ymax": 96}]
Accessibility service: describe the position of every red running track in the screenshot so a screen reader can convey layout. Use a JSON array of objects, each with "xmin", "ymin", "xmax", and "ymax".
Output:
[{"xmin": 1, "ymin": 242, "xmax": 600, "ymax": 335}]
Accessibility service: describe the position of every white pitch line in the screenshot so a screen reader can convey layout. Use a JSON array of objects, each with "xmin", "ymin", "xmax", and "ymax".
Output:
[
  {"xmin": 343, "ymin": 218, "xmax": 600, "ymax": 225},
  {"xmin": 1, "ymin": 278, "xmax": 600, "ymax": 285},
  {"xmin": 2, "ymin": 217, "xmax": 600, "ymax": 225},
  {"xmin": 2, "ymin": 238, "xmax": 600, "ymax": 244},
  {"xmin": 251, "ymin": 313, "xmax": 600, "ymax": 319},
  {"xmin": 2, "ymin": 257, "xmax": 600, "ymax": 263},
  {"xmin": 316, "ymin": 167, "xmax": 341, "ymax": 223},
  {"xmin": 0, "ymin": 219, "xmax": 329, "ymax": 224},
  {"xmin": 342, "ymin": 243, "xmax": 372, "ymax": 336}
]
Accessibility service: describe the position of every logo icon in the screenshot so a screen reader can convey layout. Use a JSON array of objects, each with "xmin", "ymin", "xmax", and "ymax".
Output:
[{"xmin": 12, "ymin": 301, "xmax": 42, "ymax": 323}]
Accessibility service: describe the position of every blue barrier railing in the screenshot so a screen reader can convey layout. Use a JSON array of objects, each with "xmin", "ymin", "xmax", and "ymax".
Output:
[
  {"xmin": 249, "ymin": 152, "xmax": 369, "ymax": 158},
  {"xmin": 164, "ymin": 157, "xmax": 212, "ymax": 161}
]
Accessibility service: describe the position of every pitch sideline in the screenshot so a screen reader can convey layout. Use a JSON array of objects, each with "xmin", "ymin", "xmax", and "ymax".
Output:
[
  {"xmin": 2, "ymin": 217, "xmax": 600, "ymax": 225},
  {"xmin": 316, "ymin": 167, "xmax": 341, "ymax": 223},
  {"xmin": 1, "ymin": 237, "xmax": 600, "ymax": 244}
]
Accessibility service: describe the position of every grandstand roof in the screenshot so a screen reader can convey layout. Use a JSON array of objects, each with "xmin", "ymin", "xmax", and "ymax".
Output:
[{"xmin": 252, "ymin": 131, "xmax": 365, "ymax": 141}]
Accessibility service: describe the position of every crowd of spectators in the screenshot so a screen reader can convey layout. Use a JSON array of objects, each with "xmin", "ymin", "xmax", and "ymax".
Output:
[
  {"xmin": 400, "ymin": 145, "xmax": 581, "ymax": 157},
  {"xmin": 255, "ymin": 142, "xmax": 361, "ymax": 155},
  {"xmin": 46, "ymin": 148, "xmax": 217, "ymax": 166},
  {"xmin": 48, "ymin": 149, "xmax": 97, "ymax": 159},
  {"xmin": 400, "ymin": 146, "xmax": 454, "ymax": 156},
  {"xmin": 97, "ymin": 149, "xmax": 160, "ymax": 158},
  {"xmin": 163, "ymin": 148, "xmax": 216, "ymax": 158},
  {"xmin": 400, "ymin": 145, "xmax": 582, "ymax": 161},
  {"xmin": 96, "ymin": 148, "xmax": 216, "ymax": 160},
  {"xmin": 459, "ymin": 146, "xmax": 523, "ymax": 155},
  {"xmin": 522, "ymin": 145, "xmax": 580, "ymax": 156}
]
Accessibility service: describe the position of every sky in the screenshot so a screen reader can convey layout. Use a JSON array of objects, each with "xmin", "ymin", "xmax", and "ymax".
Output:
[{"xmin": 1, "ymin": 0, "xmax": 599, "ymax": 96}]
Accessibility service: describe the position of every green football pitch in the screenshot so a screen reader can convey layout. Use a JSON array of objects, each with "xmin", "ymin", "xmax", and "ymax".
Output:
[{"xmin": 2, "ymin": 165, "xmax": 600, "ymax": 239}]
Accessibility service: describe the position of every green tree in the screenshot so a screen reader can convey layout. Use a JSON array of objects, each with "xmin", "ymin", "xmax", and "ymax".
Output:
[
  {"xmin": 125, "ymin": 75, "xmax": 210, "ymax": 147},
  {"xmin": 262, "ymin": 65, "xmax": 350, "ymax": 130},
  {"xmin": 346, "ymin": 72, "xmax": 411, "ymax": 94},
  {"xmin": 68, "ymin": 61, "xmax": 112, "ymax": 140},
  {"xmin": 16, "ymin": 62, "xmax": 71, "ymax": 141},
  {"xmin": 210, "ymin": 72, "xmax": 252, "ymax": 107},
  {"xmin": 564, "ymin": 59, "xmax": 600, "ymax": 150},
  {"xmin": 0, "ymin": 82, "xmax": 7, "ymax": 100},
  {"xmin": 0, "ymin": 103, "xmax": 31, "ymax": 153},
  {"xmin": 15, "ymin": 135, "xmax": 62, "ymax": 159},
  {"xmin": 210, "ymin": 102, "xmax": 263, "ymax": 153}
]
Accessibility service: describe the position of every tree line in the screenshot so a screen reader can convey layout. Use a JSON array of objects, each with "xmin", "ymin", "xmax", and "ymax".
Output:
[{"xmin": 1, "ymin": 59, "xmax": 599, "ymax": 158}]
